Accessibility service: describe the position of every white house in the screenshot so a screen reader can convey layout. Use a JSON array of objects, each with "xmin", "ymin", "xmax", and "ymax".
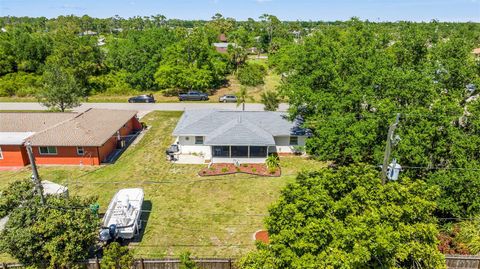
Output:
[{"xmin": 172, "ymin": 110, "xmax": 308, "ymax": 163}]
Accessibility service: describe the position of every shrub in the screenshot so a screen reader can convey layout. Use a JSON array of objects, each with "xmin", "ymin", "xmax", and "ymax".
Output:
[
  {"xmin": 101, "ymin": 242, "xmax": 134, "ymax": 269},
  {"xmin": 179, "ymin": 251, "xmax": 198, "ymax": 269},
  {"xmin": 221, "ymin": 167, "xmax": 229, "ymax": 173},
  {"xmin": 252, "ymin": 168, "xmax": 257, "ymax": 173},
  {"xmin": 265, "ymin": 154, "xmax": 280, "ymax": 170}
]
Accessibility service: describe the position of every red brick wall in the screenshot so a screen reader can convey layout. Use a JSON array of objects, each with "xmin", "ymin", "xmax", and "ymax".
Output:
[
  {"xmin": 0, "ymin": 145, "xmax": 29, "ymax": 166},
  {"xmin": 33, "ymin": 146, "xmax": 101, "ymax": 165}
]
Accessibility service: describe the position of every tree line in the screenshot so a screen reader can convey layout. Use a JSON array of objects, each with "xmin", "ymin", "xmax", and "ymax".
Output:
[{"xmin": 0, "ymin": 13, "xmax": 300, "ymax": 106}]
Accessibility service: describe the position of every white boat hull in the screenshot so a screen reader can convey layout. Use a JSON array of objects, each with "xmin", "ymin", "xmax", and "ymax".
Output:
[{"xmin": 100, "ymin": 188, "xmax": 144, "ymax": 240}]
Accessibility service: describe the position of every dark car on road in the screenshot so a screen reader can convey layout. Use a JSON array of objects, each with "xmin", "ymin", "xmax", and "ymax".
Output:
[
  {"xmin": 218, "ymin": 94, "xmax": 237, "ymax": 103},
  {"xmin": 178, "ymin": 91, "xmax": 209, "ymax": 101},
  {"xmin": 128, "ymin": 94, "xmax": 155, "ymax": 103}
]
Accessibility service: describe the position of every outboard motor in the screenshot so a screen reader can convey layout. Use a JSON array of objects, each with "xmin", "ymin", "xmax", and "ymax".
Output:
[
  {"xmin": 108, "ymin": 224, "xmax": 118, "ymax": 239},
  {"xmin": 99, "ymin": 224, "xmax": 118, "ymax": 242},
  {"xmin": 99, "ymin": 228, "xmax": 110, "ymax": 242}
]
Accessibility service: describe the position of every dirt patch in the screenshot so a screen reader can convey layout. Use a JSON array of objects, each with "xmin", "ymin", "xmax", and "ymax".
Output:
[{"xmin": 198, "ymin": 163, "xmax": 281, "ymax": 177}]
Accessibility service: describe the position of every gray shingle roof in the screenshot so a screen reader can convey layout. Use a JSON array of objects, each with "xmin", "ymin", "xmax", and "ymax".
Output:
[{"xmin": 173, "ymin": 110, "xmax": 301, "ymax": 146}]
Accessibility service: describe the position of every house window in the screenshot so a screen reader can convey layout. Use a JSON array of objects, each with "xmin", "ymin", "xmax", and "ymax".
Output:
[
  {"xmin": 250, "ymin": 146, "xmax": 268, "ymax": 157},
  {"xmin": 39, "ymin": 146, "xmax": 57, "ymax": 155},
  {"xmin": 231, "ymin": 146, "xmax": 248, "ymax": 157},
  {"xmin": 0, "ymin": 147, "xmax": 3, "ymax": 160},
  {"xmin": 77, "ymin": 147, "xmax": 85, "ymax": 156},
  {"xmin": 213, "ymin": 146, "xmax": 230, "ymax": 157},
  {"xmin": 195, "ymin": 136, "xmax": 204, "ymax": 145},
  {"xmin": 289, "ymin": 136, "xmax": 298, "ymax": 146}
]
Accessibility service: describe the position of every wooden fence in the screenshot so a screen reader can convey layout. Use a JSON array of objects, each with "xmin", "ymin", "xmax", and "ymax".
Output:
[
  {"xmin": 2, "ymin": 258, "xmax": 236, "ymax": 269},
  {"xmin": 446, "ymin": 255, "xmax": 480, "ymax": 269},
  {"xmin": 3, "ymin": 256, "xmax": 479, "ymax": 269}
]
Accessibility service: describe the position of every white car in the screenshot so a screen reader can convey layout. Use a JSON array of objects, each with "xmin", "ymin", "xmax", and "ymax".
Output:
[{"xmin": 219, "ymin": 95, "xmax": 237, "ymax": 103}]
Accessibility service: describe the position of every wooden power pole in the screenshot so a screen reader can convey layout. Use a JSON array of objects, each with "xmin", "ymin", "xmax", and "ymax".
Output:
[
  {"xmin": 26, "ymin": 142, "xmax": 45, "ymax": 205},
  {"xmin": 381, "ymin": 113, "xmax": 401, "ymax": 185}
]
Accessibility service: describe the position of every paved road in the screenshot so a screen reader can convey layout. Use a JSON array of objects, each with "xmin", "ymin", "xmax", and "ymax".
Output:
[{"xmin": 0, "ymin": 102, "xmax": 289, "ymax": 114}]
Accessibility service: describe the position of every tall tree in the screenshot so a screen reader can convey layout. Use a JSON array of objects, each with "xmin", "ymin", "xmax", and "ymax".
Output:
[
  {"xmin": 38, "ymin": 66, "xmax": 85, "ymax": 111},
  {"xmin": 239, "ymin": 165, "xmax": 445, "ymax": 268},
  {"xmin": 0, "ymin": 180, "xmax": 99, "ymax": 268}
]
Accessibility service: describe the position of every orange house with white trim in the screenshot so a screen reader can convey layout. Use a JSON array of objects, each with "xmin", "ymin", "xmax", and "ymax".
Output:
[{"xmin": 0, "ymin": 109, "xmax": 142, "ymax": 167}]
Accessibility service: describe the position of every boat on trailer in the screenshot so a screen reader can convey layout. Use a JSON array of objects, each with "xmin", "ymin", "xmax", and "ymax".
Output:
[{"xmin": 99, "ymin": 188, "xmax": 144, "ymax": 241}]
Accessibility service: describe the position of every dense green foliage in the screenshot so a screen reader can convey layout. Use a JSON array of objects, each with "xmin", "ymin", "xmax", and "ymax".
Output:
[
  {"xmin": 155, "ymin": 27, "xmax": 229, "ymax": 93},
  {"xmin": 237, "ymin": 62, "xmax": 267, "ymax": 86},
  {"xmin": 0, "ymin": 180, "xmax": 99, "ymax": 268},
  {"xmin": 0, "ymin": 180, "xmax": 35, "ymax": 218},
  {"xmin": 271, "ymin": 19, "xmax": 480, "ymax": 221},
  {"xmin": 101, "ymin": 242, "xmax": 134, "ymax": 269},
  {"xmin": 274, "ymin": 20, "xmax": 480, "ymax": 169},
  {"xmin": 105, "ymin": 28, "xmax": 177, "ymax": 91},
  {"xmin": 239, "ymin": 165, "xmax": 445, "ymax": 268}
]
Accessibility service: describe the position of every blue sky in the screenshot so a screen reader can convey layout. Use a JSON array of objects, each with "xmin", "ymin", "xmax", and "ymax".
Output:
[{"xmin": 0, "ymin": 0, "xmax": 479, "ymax": 22}]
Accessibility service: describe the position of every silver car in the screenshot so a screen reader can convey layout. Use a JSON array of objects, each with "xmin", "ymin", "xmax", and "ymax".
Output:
[{"xmin": 219, "ymin": 95, "xmax": 237, "ymax": 103}]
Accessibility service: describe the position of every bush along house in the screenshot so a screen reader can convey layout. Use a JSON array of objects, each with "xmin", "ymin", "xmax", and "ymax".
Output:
[
  {"xmin": 0, "ymin": 108, "xmax": 142, "ymax": 167},
  {"xmin": 171, "ymin": 109, "xmax": 310, "ymax": 163}
]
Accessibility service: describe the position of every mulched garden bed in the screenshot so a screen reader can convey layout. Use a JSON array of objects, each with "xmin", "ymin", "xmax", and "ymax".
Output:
[{"xmin": 198, "ymin": 163, "xmax": 281, "ymax": 177}]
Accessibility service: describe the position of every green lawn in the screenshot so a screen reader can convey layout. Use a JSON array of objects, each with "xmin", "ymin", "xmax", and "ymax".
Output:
[{"xmin": 0, "ymin": 111, "xmax": 324, "ymax": 261}]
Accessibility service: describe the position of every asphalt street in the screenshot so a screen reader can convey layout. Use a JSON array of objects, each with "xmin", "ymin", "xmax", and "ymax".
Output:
[{"xmin": 0, "ymin": 102, "xmax": 289, "ymax": 116}]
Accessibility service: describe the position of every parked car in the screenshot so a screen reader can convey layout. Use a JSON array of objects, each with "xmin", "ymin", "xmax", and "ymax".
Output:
[
  {"xmin": 219, "ymin": 94, "xmax": 237, "ymax": 103},
  {"xmin": 128, "ymin": 94, "xmax": 155, "ymax": 103},
  {"xmin": 178, "ymin": 91, "xmax": 209, "ymax": 101}
]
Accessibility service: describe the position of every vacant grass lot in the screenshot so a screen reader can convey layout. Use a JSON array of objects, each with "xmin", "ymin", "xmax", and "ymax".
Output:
[{"xmin": 0, "ymin": 111, "xmax": 324, "ymax": 261}]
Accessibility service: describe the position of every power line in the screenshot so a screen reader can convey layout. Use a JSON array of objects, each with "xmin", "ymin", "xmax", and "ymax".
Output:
[
  {"xmin": 134, "ymin": 244, "xmax": 252, "ymax": 248},
  {"xmin": 399, "ymin": 166, "xmax": 480, "ymax": 171}
]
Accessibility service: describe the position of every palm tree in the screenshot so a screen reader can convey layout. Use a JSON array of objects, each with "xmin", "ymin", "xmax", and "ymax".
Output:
[
  {"xmin": 236, "ymin": 86, "xmax": 253, "ymax": 111},
  {"xmin": 260, "ymin": 90, "xmax": 280, "ymax": 111}
]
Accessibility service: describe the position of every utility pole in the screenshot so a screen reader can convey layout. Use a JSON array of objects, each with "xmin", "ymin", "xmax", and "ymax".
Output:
[
  {"xmin": 26, "ymin": 142, "xmax": 45, "ymax": 205},
  {"xmin": 381, "ymin": 113, "xmax": 401, "ymax": 185}
]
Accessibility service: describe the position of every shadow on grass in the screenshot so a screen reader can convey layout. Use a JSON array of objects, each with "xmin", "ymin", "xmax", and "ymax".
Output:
[{"xmin": 132, "ymin": 199, "xmax": 152, "ymax": 243}]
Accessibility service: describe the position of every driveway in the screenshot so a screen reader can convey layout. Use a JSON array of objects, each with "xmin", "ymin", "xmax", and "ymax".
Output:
[{"xmin": 0, "ymin": 102, "xmax": 289, "ymax": 115}]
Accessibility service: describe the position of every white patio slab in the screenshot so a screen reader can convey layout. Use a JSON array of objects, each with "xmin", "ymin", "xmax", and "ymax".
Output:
[{"xmin": 173, "ymin": 154, "xmax": 205, "ymax": 164}]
